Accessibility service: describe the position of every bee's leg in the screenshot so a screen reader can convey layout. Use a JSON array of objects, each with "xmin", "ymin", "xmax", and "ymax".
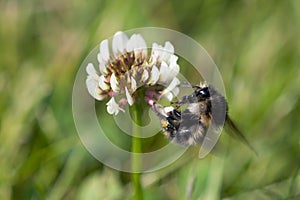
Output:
[
  {"xmin": 173, "ymin": 109, "xmax": 181, "ymax": 119},
  {"xmin": 170, "ymin": 95, "xmax": 195, "ymax": 108},
  {"xmin": 179, "ymin": 82, "xmax": 201, "ymax": 90},
  {"xmin": 165, "ymin": 123, "xmax": 177, "ymax": 138},
  {"xmin": 167, "ymin": 109, "xmax": 181, "ymax": 120},
  {"xmin": 170, "ymin": 101, "xmax": 181, "ymax": 109},
  {"xmin": 165, "ymin": 117, "xmax": 179, "ymax": 135},
  {"xmin": 148, "ymin": 102, "xmax": 166, "ymax": 122},
  {"xmin": 174, "ymin": 92, "xmax": 199, "ymax": 105},
  {"xmin": 171, "ymin": 86, "xmax": 200, "ymax": 107}
]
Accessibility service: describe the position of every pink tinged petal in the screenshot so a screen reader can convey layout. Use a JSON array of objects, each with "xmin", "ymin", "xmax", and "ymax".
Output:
[
  {"xmin": 86, "ymin": 76, "xmax": 106, "ymax": 100},
  {"xmin": 148, "ymin": 66, "xmax": 160, "ymax": 85},
  {"xmin": 112, "ymin": 31, "xmax": 129, "ymax": 57},
  {"xmin": 110, "ymin": 73, "xmax": 119, "ymax": 92},
  {"xmin": 118, "ymin": 98, "xmax": 127, "ymax": 108},
  {"xmin": 131, "ymin": 76, "xmax": 137, "ymax": 92},
  {"xmin": 86, "ymin": 63, "xmax": 99, "ymax": 79},
  {"xmin": 146, "ymin": 97, "xmax": 155, "ymax": 106},
  {"xmin": 125, "ymin": 87, "xmax": 134, "ymax": 106},
  {"xmin": 99, "ymin": 75, "xmax": 109, "ymax": 90},
  {"xmin": 141, "ymin": 69, "xmax": 149, "ymax": 82},
  {"xmin": 106, "ymin": 97, "xmax": 124, "ymax": 115}
]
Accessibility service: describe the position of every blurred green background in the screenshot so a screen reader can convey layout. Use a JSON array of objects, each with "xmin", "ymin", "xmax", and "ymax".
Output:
[{"xmin": 1, "ymin": 0, "xmax": 300, "ymax": 199}]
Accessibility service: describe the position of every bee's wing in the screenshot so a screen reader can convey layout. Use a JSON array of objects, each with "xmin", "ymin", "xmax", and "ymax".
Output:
[{"xmin": 224, "ymin": 116, "xmax": 258, "ymax": 155}]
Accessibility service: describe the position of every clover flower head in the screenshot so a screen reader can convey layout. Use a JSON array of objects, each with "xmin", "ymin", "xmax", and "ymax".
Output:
[{"xmin": 86, "ymin": 31, "xmax": 181, "ymax": 115}]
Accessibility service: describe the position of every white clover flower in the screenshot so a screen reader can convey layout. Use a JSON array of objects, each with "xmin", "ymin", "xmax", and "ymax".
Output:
[
  {"xmin": 86, "ymin": 31, "xmax": 181, "ymax": 115},
  {"xmin": 106, "ymin": 97, "xmax": 124, "ymax": 115}
]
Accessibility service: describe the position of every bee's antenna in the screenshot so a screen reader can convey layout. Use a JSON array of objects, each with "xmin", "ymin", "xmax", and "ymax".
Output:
[
  {"xmin": 179, "ymin": 81, "xmax": 192, "ymax": 88},
  {"xmin": 179, "ymin": 82, "xmax": 201, "ymax": 89},
  {"xmin": 191, "ymin": 85, "xmax": 201, "ymax": 89},
  {"xmin": 179, "ymin": 81, "xmax": 209, "ymax": 89}
]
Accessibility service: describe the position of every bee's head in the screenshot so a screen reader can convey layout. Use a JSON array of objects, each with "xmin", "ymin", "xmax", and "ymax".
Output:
[
  {"xmin": 194, "ymin": 87, "xmax": 210, "ymax": 101},
  {"xmin": 178, "ymin": 83, "xmax": 212, "ymax": 104}
]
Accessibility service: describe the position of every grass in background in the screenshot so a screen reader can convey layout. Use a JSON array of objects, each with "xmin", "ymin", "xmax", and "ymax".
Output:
[{"xmin": 0, "ymin": 0, "xmax": 300, "ymax": 199}]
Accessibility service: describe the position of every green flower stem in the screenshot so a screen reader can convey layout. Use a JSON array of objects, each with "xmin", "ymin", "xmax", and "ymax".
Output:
[{"xmin": 131, "ymin": 102, "xmax": 144, "ymax": 200}]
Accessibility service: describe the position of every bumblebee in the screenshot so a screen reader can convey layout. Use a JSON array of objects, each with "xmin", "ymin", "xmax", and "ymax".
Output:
[{"xmin": 151, "ymin": 83, "xmax": 256, "ymax": 153}]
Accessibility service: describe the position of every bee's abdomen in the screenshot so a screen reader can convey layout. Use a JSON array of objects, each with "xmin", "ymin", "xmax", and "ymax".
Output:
[{"xmin": 168, "ymin": 110, "xmax": 207, "ymax": 146}]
